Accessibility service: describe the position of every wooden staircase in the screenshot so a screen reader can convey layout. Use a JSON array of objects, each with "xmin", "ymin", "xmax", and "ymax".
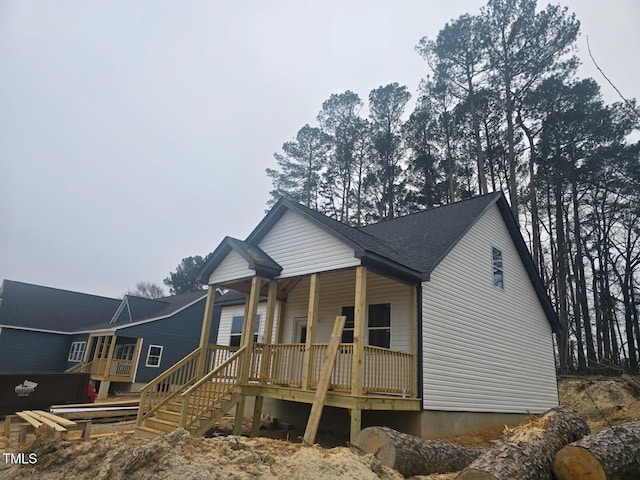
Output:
[{"xmin": 135, "ymin": 346, "xmax": 245, "ymax": 438}]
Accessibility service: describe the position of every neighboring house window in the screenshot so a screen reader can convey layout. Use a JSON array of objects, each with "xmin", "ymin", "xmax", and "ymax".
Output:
[
  {"xmin": 115, "ymin": 344, "xmax": 136, "ymax": 360},
  {"xmin": 68, "ymin": 342, "xmax": 87, "ymax": 362},
  {"xmin": 146, "ymin": 345, "xmax": 163, "ymax": 367},
  {"xmin": 493, "ymin": 247, "xmax": 504, "ymax": 289},
  {"xmin": 340, "ymin": 304, "xmax": 391, "ymax": 348},
  {"xmin": 229, "ymin": 315, "xmax": 261, "ymax": 347}
]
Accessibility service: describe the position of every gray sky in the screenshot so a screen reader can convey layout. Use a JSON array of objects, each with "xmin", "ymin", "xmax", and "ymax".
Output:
[{"xmin": 1, "ymin": 1, "xmax": 638, "ymax": 298}]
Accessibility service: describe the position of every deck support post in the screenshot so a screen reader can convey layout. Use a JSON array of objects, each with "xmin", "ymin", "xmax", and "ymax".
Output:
[
  {"xmin": 197, "ymin": 285, "xmax": 217, "ymax": 378},
  {"xmin": 350, "ymin": 408, "xmax": 362, "ymax": 444},
  {"xmin": 351, "ymin": 266, "xmax": 367, "ymax": 398},
  {"xmin": 84, "ymin": 336, "xmax": 96, "ymax": 363},
  {"xmin": 302, "ymin": 273, "xmax": 320, "ymax": 390},
  {"xmin": 129, "ymin": 337, "xmax": 143, "ymax": 382},
  {"xmin": 251, "ymin": 396, "xmax": 264, "ymax": 437},
  {"xmin": 232, "ymin": 396, "xmax": 246, "ymax": 435}
]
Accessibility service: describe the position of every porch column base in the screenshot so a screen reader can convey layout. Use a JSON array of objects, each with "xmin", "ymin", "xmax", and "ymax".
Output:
[{"xmin": 97, "ymin": 380, "xmax": 110, "ymax": 400}]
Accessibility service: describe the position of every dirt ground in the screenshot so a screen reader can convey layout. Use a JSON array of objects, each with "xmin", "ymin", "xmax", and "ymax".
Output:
[{"xmin": 1, "ymin": 376, "xmax": 639, "ymax": 480}]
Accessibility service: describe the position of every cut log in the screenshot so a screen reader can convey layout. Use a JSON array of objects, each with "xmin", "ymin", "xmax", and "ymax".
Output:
[
  {"xmin": 354, "ymin": 426, "xmax": 486, "ymax": 477},
  {"xmin": 554, "ymin": 420, "xmax": 640, "ymax": 480},
  {"xmin": 456, "ymin": 406, "xmax": 589, "ymax": 480}
]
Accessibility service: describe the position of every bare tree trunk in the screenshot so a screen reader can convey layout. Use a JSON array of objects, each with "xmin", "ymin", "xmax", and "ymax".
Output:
[
  {"xmin": 355, "ymin": 427, "xmax": 485, "ymax": 477},
  {"xmin": 554, "ymin": 420, "xmax": 640, "ymax": 479},
  {"xmin": 456, "ymin": 406, "xmax": 589, "ymax": 480}
]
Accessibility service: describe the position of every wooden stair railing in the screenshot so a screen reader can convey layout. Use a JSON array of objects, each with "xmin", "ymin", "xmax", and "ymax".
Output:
[
  {"xmin": 179, "ymin": 346, "xmax": 246, "ymax": 435},
  {"xmin": 136, "ymin": 348, "xmax": 202, "ymax": 427},
  {"xmin": 65, "ymin": 361, "xmax": 93, "ymax": 374}
]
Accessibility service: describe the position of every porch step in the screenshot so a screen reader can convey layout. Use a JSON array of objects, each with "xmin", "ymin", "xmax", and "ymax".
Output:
[
  {"xmin": 145, "ymin": 416, "xmax": 181, "ymax": 433},
  {"xmin": 134, "ymin": 424, "xmax": 169, "ymax": 439}
]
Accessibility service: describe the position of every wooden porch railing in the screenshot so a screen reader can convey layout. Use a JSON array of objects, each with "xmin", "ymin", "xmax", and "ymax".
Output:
[
  {"xmin": 308, "ymin": 344, "xmax": 353, "ymax": 392},
  {"xmin": 136, "ymin": 348, "xmax": 202, "ymax": 426},
  {"xmin": 363, "ymin": 345, "xmax": 415, "ymax": 397},
  {"xmin": 205, "ymin": 344, "xmax": 238, "ymax": 371},
  {"xmin": 179, "ymin": 346, "xmax": 246, "ymax": 433},
  {"xmin": 257, "ymin": 343, "xmax": 306, "ymax": 387},
  {"xmin": 109, "ymin": 359, "xmax": 134, "ymax": 378}
]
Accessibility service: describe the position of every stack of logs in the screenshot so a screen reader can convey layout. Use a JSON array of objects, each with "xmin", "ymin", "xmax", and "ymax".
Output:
[{"xmin": 354, "ymin": 406, "xmax": 640, "ymax": 479}]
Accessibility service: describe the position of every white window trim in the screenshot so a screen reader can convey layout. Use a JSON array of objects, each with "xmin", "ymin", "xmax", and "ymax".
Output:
[
  {"xmin": 68, "ymin": 341, "xmax": 87, "ymax": 362},
  {"xmin": 145, "ymin": 345, "xmax": 163, "ymax": 367}
]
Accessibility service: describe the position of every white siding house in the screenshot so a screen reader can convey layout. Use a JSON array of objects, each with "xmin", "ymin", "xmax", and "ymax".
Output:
[{"xmin": 193, "ymin": 191, "xmax": 560, "ymax": 440}]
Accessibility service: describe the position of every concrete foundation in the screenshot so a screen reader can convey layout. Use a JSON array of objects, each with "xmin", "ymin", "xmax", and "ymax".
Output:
[
  {"xmin": 96, "ymin": 380, "xmax": 110, "ymax": 400},
  {"xmin": 252, "ymin": 398, "xmax": 530, "ymax": 440}
]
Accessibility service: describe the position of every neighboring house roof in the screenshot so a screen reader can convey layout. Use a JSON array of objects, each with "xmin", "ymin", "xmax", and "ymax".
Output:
[
  {"xmin": 200, "ymin": 191, "xmax": 560, "ymax": 332},
  {"xmin": 0, "ymin": 280, "xmax": 121, "ymax": 332},
  {"xmin": 84, "ymin": 290, "xmax": 209, "ymax": 332}
]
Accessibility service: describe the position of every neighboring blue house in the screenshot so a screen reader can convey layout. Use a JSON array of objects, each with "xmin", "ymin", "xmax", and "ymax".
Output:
[{"xmin": 0, "ymin": 280, "xmax": 225, "ymax": 399}]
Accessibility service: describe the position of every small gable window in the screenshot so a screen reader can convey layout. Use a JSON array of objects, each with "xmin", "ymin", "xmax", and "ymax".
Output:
[
  {"xmin": 492, "ymin": 247, "xmax": 504, "ymax": 289},
  {"xmin": 146, "ymin": 345, "xmax": 163, "ymax": 367},
  {"xmin": 230, "ymin": 315, "xmax": 261, "ymax": 347},
  {"xmin": 68, "ymin": 341, "xmax": 87, "ymax": 362}
]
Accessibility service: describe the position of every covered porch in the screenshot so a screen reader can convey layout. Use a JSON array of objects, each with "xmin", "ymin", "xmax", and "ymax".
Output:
[
  {"xmin": 67, "ymin": 334, "xmax": 143, "ymax": 398},
  {"xmin": 200, "ymin": 264, "xmax": 421, "ymax": 440}
]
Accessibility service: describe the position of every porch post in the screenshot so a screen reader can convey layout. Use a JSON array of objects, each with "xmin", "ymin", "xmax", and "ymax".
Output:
[
  {"xmin": 350, "ymin": 266, "xmax": 367, "ymax": 442},
  {"xmin": 129, "ymin": 337, "xmax": 143, "ymax": 382},
  {"xmin": 197, "ymin": 285, "xmax": 217, "ymax": 377},
  {"xmin": 97, "ymin": 335, "xmax": 117, "ymax": 400},
  {"xmin": 351, "ymin": 266, "xmax": 367, "ymax": 396},
  {"xmin": 410, "ymin": 284, "xmax": 418, "ymax": 398},
  {"xmin": 301, "ymin": 273, "xmax": 320, "ymax": 391},
  {"xmin": 84, "ymin": 336, "xmax": 96, "ymax": 363},
  {"xmin": 235, "ymin": 276, "xmax": 262, "ymax": 435},
  {"xmin": 251, "ymin": 280, "xmax": 277, "ymax": 437}
]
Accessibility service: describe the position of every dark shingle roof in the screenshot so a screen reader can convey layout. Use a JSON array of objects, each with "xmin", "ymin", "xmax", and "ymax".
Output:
[
  {"xmin": 360, "ymin": 192, "xmax": 502, "ymax": 274},
  {"xmin": 199, "ymin": 236, "xmax": 282, "ymax": 283},
  {"xmin": 0, "ymin": 280, "xmax": 121, "ymax": 332},
  {"xmin": 87, "ymin": 290, "xmax": 209, "ymax": 331}
]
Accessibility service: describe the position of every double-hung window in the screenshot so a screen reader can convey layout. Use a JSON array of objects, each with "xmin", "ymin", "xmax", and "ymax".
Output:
[
  {"xmin": 340, "ymin": 304, "xmax": 391, "ymax": 348},
  {"xmin": 229, "ymin": 315, "xmax": 261, "ymax": 347},
  {"xmin": 68, "ymin": 341, "xmax": 87, "ymax": 362},
  {"xmin": 146, "ymin": 345, "xmax": 163, "ymax": 367}
]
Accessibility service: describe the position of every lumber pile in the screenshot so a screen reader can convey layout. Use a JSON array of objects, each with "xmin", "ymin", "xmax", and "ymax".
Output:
[
  {"xmin": 554, "ymin": 420, "xmax": 640, "ymax": 480},
  {"xmin": 355, "ymin": 426, "xmax": 485, "ymax": 477},
  {"xmin": 3, "ymin": 410, "xmax": 91, "ymax": 443},
  {"xmin": 456, "ymin": 406, "xmax": 589, "ymax": 480}
]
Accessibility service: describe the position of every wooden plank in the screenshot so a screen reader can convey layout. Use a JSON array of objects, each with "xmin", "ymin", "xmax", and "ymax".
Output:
[
  {"xmin": 351, "ymin": 266, "xmax": 367, "ymax": 396},
  {"xmin": 103, "ymin": 335, "xmax": 118, "ymax": 382},
  {"xmin": 197, "ymin": 285, "xmax": 217, "ymax": 376},
  {"xmin": 32, "ymin": 411, "xmax": 77, "ymax": 427},
  {"xmin": 51, "ymin": 399, "xmax": 139, "ymax": 409},
  {"xmin": 233, "ymin": 396, "xmax": 246, "ymax": 435},
  {"xmin": 301, "ymin": 273, "xmax": 320, "ymax": 390},
  {"xmin": 15, "ymin": 412, "xmax": 43, "ymax": 429},
  {"xmin": 303, "ymin": 315, "xmax": 346, "ymax": 444},
  {"xmin": 20, "ymin": 411, "xmax": 66, "ymax": 432}
]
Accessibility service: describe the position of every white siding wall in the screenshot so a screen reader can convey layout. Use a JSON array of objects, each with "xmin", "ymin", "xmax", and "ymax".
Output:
[
  {"xmin": 209, "ymin": 250, "xmax": 254, "ymax": 285},
  {"xmin": 258, "ymin": 210, "xmax": 360, "ymax": 278},
  {"xmin": 280, "ymin": 270, "xmax": 412, "ymax": 352},
  {"xmin": 421, "ymin": 204, "xmax": 558, "ymax": 413},
  {"xmin": 216, "ymin": 302, "xmax": 280, "ymax": 346}
]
